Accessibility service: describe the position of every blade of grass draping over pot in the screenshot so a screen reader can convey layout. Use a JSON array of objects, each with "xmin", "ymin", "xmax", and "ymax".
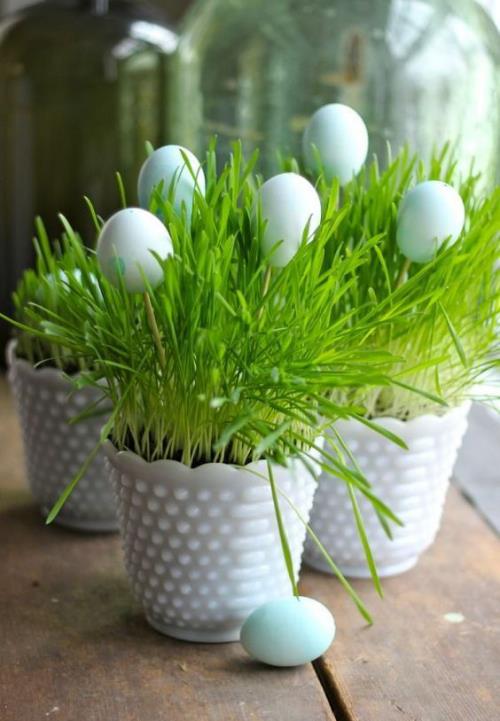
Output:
[
  {"xmin": 277, "ymin": 484, "xmax": 374, "ymax": 624},
  {"xmin": 3, "ymin": 140, "xmax": 476, "ymax": 617},
  {"xmin": 267, "ymin": 460, "xmax": 299, "ymax": 598}
]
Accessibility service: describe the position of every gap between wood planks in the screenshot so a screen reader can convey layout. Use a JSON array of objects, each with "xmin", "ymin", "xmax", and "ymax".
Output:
[
  {"xmin": 313, "ymin": 656, "xmax": 356, "ymax": 721},
  {"xmin": 304, "ymin": 484, "xmax": 497, "ymax": 721}
]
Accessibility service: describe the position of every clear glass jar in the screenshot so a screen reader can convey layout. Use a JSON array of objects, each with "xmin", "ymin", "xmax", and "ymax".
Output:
[
  {"xmin": 0, "ymin": 0, "xmax": 177, "ymax": 351},
  {"xmin": 172, "ymin": 0, "xmax": 499, "ymax": 184}
]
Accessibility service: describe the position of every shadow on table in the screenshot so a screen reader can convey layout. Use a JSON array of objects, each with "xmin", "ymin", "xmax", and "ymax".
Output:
[
  {"xmin": 1, "ymin": 492, "xmax": 299, "ymax": 671},
  {"xmin": 0, "ymin": 488, "xmax": 118, "ymax": 543}
]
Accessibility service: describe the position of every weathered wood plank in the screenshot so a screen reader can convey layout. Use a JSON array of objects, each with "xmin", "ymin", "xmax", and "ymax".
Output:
[
  {"xmin": 301, "ymin": 488, "xmax": 500, "ymax": 721},
  {"xmin": 454, "ymin": 402, "xmax": 500, "ymax": 534},
  {"xmin": 4, "ymin": 369, "xmax": 500, "ymax": 721},
  {"xmin": 0, "ymin": 377, "xmax": 334, "ymax": 721}
]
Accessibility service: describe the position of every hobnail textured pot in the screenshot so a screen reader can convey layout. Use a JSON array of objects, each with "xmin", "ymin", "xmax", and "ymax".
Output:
[
  {"xmin": 304, "ymin": 404, "xmax": 470, "ymax": 578},
  {"xmin": 6, "ymin": 341, "xmax": 117, "ymax": 532},
  {"xmin": 105, "ymin": 441, "xmax": 318, "ymax": 642}
]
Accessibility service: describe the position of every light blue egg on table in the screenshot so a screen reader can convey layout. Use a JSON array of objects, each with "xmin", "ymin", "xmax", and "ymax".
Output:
[
  {"xmin": 240, "ymin": 596, "xmax": 335, "ymax": 667},
  {"xmin": 303, "ymin": 103, "xmax": 368, "ymax": 185},
  {"xmin": 97, "ymin": 208, "xmax": 173, "ymax": 294},
  {"xmin": 258, "ymin": 172, "xmax": 322, "ymax": 268},
  {"xmin": 397, "ymin": 180, "xmax": 465, "ymax": 263},
  {"xmin": 137, "ymin": 144, "xmax": 206, "ymax": 220}
]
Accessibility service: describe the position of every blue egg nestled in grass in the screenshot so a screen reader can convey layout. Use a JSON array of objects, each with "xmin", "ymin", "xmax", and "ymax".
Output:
[
  {"xmin": 240, "ymin": 596, "xmax": 335, "ymax": 667},
  {"xmin": 258, "ymin": 172, "xmax": 322, "ymax": 268},
  {"xmin": 97, "ymin": 208, "xmax": 173, "ymax": 293},
  {"xmin": 138, "ymin": 145, "xmax": 206, "ymax": 220},
  {"xmin": 303, "ymin": 103, "xmax": 368, "ymax": 185},
  {"xmin": 397, "ymin": 180, "xmax": 465, "ymax": 263}
]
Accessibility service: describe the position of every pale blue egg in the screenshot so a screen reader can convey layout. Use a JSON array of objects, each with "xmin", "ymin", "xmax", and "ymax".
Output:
[
  {"xmin": 138, "ymin": 145, "xmax": 206, "ymax": 220},
  {"xmin": 258, "ymin": 173, "xmax": 322, "ymax": 268},
  {"xmin": 240, "ymin": 596, "xmax": 335, "ymax": 667},
  {"xmin": 397, "ymin": 180, "xmax": 465, "ymax": 263},
  {"xmin": 303, "ymin": 104, "xmax": 368, "ymax": 185},
  {"xmin": 97, "ymin": 208, "xmax": 173, "ymax": 293}
]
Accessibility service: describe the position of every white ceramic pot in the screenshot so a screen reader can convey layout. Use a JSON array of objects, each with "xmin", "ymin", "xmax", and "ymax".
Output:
[
  {"xmin": 6, "ymin": 341, "xmax": 117, "ymax": 532},
  {"xmin": 104, "ymin": 441, "xmax": 318, "ymax": 642},
  {"xmin": 304, "ymin": 404, "xmax": 470, "ymax": 578}
]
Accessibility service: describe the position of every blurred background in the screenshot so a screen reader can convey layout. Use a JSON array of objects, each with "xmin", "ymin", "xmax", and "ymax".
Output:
[{"xmin": 0, "ymin": 0, "xmax": 499, "ymax": 353}]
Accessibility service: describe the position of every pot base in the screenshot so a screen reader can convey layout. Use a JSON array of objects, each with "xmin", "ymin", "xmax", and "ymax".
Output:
[
  {"xmin": 146, "ymin": 616, "xmax": 240, "ymax": 644},
  {"xmin": 305, "ymin": 404, "xmax": 470, "ymax": 580},
  {"xmin": 42, "ymin": 508, "xmax": 119, "ymax": 534},
  {"xmin": 106, "ymin": 440, "xmax": 318, "ymax": 643},
  {"xmin": 306, "ymin": 554, "xmax": 419, "ymax": 579}
]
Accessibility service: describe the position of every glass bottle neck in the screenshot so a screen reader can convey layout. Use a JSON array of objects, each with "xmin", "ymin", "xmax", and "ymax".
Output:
[
  {"xmin": 52, "ymin": 0, "xmax": 112, "ymax": 12},
  {"xmin": 83, "ymin": 0, "xmax": 110, "ymax": 14},
  {"xmin": 54, "ymin": 0, "xmax": 112, "ymax": 14}
]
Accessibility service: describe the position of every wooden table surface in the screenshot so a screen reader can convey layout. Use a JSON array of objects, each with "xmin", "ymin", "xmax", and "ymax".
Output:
[{"xmin": 1, "ymin": 377, "xmax": 499, "ymax": 721}]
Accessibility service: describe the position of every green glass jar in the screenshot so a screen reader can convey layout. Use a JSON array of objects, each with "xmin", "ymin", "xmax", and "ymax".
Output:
[
  {"xmin": 0, "ymin": 0, "xmax": 177, "ymax": 350},
  {"xmin": 172, "ymin": 0, "xmax": 499, "ymax": 182}
]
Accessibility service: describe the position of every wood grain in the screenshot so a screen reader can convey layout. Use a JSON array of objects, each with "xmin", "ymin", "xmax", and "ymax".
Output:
[
  {"xmin": 301, "ymin": 490, "xmax": 500, "ymax": 721},
  {"xmin": 0, "ymin": 378, "xmax": 334, "ymax": 721},
  {"xmin": 2, "ymin": 371, "xmax": 500, "ymax": 721}
]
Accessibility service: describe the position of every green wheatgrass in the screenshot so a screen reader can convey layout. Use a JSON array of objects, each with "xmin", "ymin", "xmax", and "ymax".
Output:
[
  {"xmin": 5, "ymin": 142, "xmax": 478, "ymax": 619},
  {"xmin": 283, "ymin": 144, "xmax": 500, "ymax": 419},
  {"xmin": 9, "ymin": 143, "xmax": 415, "ymax": 468},
  {"xmin": 11, "ymin": 217, "xmax": 106, "ymax": 373}
]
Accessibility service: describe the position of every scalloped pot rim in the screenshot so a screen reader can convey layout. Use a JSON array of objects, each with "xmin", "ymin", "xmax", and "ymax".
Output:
[
  {"xmin": 103, "ymin": 439, "xmax": 323, "ymax": 488},
  {"xmin": 6, "ymin": 340, "xmax": 109, "ymax": 398},
  {"xmin": 334, "ymin": 402, "xmax": 471, "ymax": 440},
  {"xmin": 6, "ymin": 339, "xmax": 78, "ymax": 389}
]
